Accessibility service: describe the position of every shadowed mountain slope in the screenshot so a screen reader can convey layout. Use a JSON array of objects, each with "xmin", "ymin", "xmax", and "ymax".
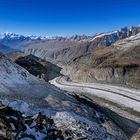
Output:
[{"xmin": 15, "ymin": 54, "xmax": 62, "ymax": 81}]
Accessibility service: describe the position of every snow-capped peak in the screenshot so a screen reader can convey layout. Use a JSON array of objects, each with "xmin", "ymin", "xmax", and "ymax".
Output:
[
  {"xmin": 0, "ymin": 24, "xmax": 140, "ymax": 44},
  {"xmin": 91, "ymin": 25, "xmax": 140, "ymax": 44},
  {"xmin": 0, "ymin": 32, "xmax": 47, "ymax": 40}
]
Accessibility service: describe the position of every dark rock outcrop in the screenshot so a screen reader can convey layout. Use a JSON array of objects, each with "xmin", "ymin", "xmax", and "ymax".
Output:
[
  {"xmin": 15, "ymin": 54, "xmax": 62, "ymax": 82},
  {"xmin": 0, "ymin": 105, "xmax": 66, "ymax": 140}
]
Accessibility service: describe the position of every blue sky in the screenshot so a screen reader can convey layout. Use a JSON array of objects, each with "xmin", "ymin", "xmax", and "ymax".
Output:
[{"xmin": 0, "ymin": 0, "xmax": 140, "ymax": 36}]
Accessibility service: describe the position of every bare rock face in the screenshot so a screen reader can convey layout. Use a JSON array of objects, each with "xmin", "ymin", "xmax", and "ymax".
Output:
[
  {"xmin": 0, "ymin": 105, "xmax": 68, "ymax": 140},
  {"xmin": 61, "ymin": 40, "xmax": 140, "ymax": 89},
  {"xmin": 66, "ymin": 65, "xmax": 140, "ymax": 89},
  {"xmin": 91, "ymin": 68, "xmax": 114, "ymax": 81},
  {"xmin": 15, "ymin": 54, "xmax": 62, "ymax": 82},
  {"xmin": 114, "ymin": 67, "xmax": 124, "ymax": 78}
]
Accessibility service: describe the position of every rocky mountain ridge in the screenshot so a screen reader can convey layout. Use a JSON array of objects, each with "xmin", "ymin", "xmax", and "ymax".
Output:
[
  {"xmin": 61, "ymin": 33, "xmax": 140, "ymax": 89},
  {"xmin": 0, "ymin": 25, "xmax": 140, "ymax": 53},
  {"xmin": 24, "ymin": 25, "xmax": 140, "ymax": 64}
]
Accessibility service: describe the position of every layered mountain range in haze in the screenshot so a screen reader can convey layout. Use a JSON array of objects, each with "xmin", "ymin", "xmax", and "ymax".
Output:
[
  {"xmin": 0, "ymin": 25, "xmax": 140, "ymax": 50},
  {"xmin": 0, "ymin": 25, "xmax": 140, "ymax": 89}
]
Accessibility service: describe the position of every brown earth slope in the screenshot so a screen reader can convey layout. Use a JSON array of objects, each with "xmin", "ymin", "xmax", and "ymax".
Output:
[{"xmin": 61, "ymin": 35, "xmax": 140, "ymax": 89}]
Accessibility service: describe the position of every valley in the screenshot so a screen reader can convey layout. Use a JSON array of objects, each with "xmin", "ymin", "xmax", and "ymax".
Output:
[
  {"xmin": 50, "ymin": 76, "xmax": 140, "ymax": 135},
  {"xmin": 1, "ymin": 0, "xmax": 140, "ymax": 139},
  {"xmin": 0, "ymin": 25, "xmax": 140, "ymax": 140}
]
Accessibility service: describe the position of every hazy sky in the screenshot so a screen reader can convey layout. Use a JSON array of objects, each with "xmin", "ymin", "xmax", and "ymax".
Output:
[{"xmin": 0, "ymin": 0, "xmax": 140, "ymax": 36}]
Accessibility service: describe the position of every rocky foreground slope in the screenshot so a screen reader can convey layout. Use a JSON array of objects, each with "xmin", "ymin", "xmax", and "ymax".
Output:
[
  {"xmin": 0, "ymin": 104, "xmax": 110, "ymax": 140},
  {"xmin": 0, "ymin": 53, "xmax": 128, "ymax": 139}
]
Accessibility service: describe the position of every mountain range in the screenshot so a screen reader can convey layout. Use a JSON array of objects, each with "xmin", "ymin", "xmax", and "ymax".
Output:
[
  {"xmin": 23, "ymin": 25, "xmax": 140, "ymax": 89},
  {"xmin": 0, "ymin": 24, "xmax": 140, "ymax": 139},
  {"xmin": 0, "ymin": 25, "xmax": 140, "ymax": 51},
  {"xmin": 0, "ymin": 25, "xmax": 140, "ymax": 89}
]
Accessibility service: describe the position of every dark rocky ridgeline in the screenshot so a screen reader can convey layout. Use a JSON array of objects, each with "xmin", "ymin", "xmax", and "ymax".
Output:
[
  {"xmin": 0, "ymin": 104, "xmax": 72, "ymax": 140},
  {"xmin": 15, "ymin": 54, "xmax": 62, "ymax": 82},
  {"xmin": 0, "ymin": 103, "xmax": 117, "ymax": 140}
]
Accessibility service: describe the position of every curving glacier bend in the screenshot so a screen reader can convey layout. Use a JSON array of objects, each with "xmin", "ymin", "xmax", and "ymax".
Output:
[{"xmin": 50, "ymin": 76, "xmax": 140, "ymax": 127}]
